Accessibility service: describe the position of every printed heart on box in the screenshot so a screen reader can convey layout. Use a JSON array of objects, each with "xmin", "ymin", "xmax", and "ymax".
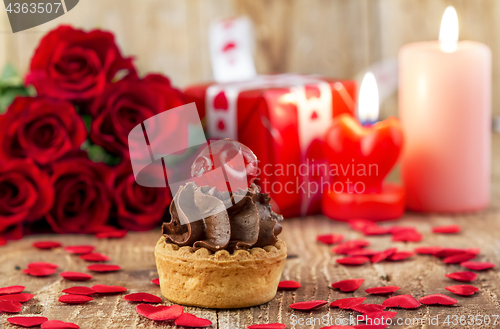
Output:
[{"xmin": 213, "ymin": 91, "xmax": 228, "ymax": 110}]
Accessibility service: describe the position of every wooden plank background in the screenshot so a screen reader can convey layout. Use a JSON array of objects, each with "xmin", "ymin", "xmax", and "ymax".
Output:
[{"xmin": 0, "ymin": 0, "xmax": 499, "ymax": 117}]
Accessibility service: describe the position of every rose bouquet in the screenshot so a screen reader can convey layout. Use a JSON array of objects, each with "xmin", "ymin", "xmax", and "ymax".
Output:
[{"xmin": 0, "ymin": 25, "xmax": 185, "ymax": 244}]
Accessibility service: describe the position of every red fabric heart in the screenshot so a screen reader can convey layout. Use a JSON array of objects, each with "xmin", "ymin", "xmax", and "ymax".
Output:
[
  {"xmin": 174, "ymin": 313, "xmax": 212, "ymax": 327},
  {"xmin": 213, "ymin": 91, "xmax": 228, "ymax": 110},
  {"xmin": 79, "ymin": 253, "xmax": 110, "ymax": 262},
  {"xmin": 95, "ymin": 230, "xmax": 127, "ymax": 239},
  {"xmin": 461, "ymin": 261, "xmax": 495, "ymax": 271},
  {"xmin": 58, "ymin": 295, "xmax": 93, "ymax": 304},
  {"xmin": 32, "ymin": 241, "xmax": 62, "ymax": 249},
  {"xmin": 351, "ymin": 304, "xmax": 386, "ymax": 313},
  {"xmin": 64, "ymin": 245, "xmax": 95, "ymax": 254},
  {"xmin": 331, "ymin": 279, "xmax": 364, "ymax": 292},
  {"xmin": 41, "ymin": 320, "xmax": 80, "ymax": 329},
  {"xmin": 0, "ymin": 300, "xmax": 22, "ymax": 313},
  {"xmin": 317, "ymin": 234, "xmax": 344, "ymax": 245},
  {"xmin": 371, "ymin": 248, "xmax": 397, "ymax": 263},
  {"xmin": 432, "ymin": 225, "xmax": 461, "ymax": 234},
  {"xmin": 445, "ymin": 271, "xmax": 478, "ymax": 282},
  {"xmin": 419, "ymin": 294, "xmax": 457, "ymax": 305},
  {"xmin": 445, "ymin": 285, "xmax": 479, "ymax": 296},
  {"xmin": 365, "ymin": 286, "xmax": 401, "ymax": 295},
  {"xmin": 414, "ymin": 246, "xmax": 442, "ymax": 255},
  {"xmin": 278, "ymin": 280, "xmax": 301, "ymax": 290},
  {"xmin": 358, "ymin": 311, "xmax": 397, "ymax": 324},
  {"xmin": 124, "ymin": 293, "xmax": 162, "ymax": 303},
  {"xmin": 391, "ymin": 230, "xmax": 422, "ymax": 242},
  {"xmin": 347, "ymin": 249, "xmax": 379, "ymax": 257},
  {"xmin": 0, "ymin": 293, "xmax": 34, "ymax": 303},
  {"xmin": 332, "ymin": 240, "xmax": 370, "ymax": 255},
  {"xmin": 443, "ymin": 252, "xmax": 476, "ymax": 264},
  {"xmin": 62, "ymin": 286, "xmax": 96, "ymax": 296},
  {"xmin": 348, "ymin": 219, "xmax": 376, "ymax": 232},
  {"xmin": 87, "ymin": 264, "xmax": 121, "ymax": 272},
  {"xmin": 247, "ymin": 324, "xmax": 286, "ymax": 329},
  {"xmin": 60, "ymin": 272, "xmax": 93, "ymax": 281},
  {"xmin": 388, "ymin": 251, "xmax": 414, "ymax": 261},
  {"xmin": 289, "ymin": 300, "xmax": 328, "ymax": 311},
  {"xmin": 7, "ymin": 316, "xmax": 48, "ymax": 327},
  {"xmin": 136, "ymin": 304, "xmax": 184, "ymax": 321},
  {"xmin": 336, "ymin": 256, "xmax": 370, "ymax": 266},
  {"xmin": 330, "ymin": 297, "xmax": 366, "ymax": 309},
  {"xmin": 362, "ymin": 225, "xmax": 391, "ymax": 236},
  {"xmin": 91, "ymin": 285, "xmax": 127, "ymax": 294},
  {"xmin": 151, "ymin": 278, "xmax": 160, "ymax": 286},
  {"xmin": 382, "ymin": 295, "xmax": 420, "ymax": 309},
  {"xmin": 28, "ymin": 262, "xmax": 59, "ymax": 269},
  {"xmin": 0, "ymin": 285, "xmax": 25, "ymax": 295},
  {"xmin": 23, "ymin": 267, "xmax": 57, "ymax": 277}
]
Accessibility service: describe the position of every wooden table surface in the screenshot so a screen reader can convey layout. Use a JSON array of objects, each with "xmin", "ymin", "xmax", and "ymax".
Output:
[{"xmin": 2, "ymin": 136, "xmax": 500, "ymax": 329}]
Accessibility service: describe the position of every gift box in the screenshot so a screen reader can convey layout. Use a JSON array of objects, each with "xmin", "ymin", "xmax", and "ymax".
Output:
[{"xmin": 184, "ymin": 74, "xmax": 356, "ymax": 217}]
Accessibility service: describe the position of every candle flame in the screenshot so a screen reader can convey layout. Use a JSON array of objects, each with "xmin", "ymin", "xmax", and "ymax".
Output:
[
  {"xmin": 439, "ymin": 6, "xmax": 458, "ymax": 52},
  {"xmin": 357, "ymin": 72, "xmax": 379, "ymax": 124}
]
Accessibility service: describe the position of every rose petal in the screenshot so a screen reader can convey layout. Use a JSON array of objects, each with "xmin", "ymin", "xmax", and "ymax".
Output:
[
  {"xmin": 389, "ymin": 226, "xmax": 417, "ymax": 234},
  {"xmin": 331, "ymin": 279, "xmax": 364, "ymax": 292},
  {"xmin": 432, "ymin": 225, "xmax": 461, "ymax": 234},
  {"xmin": 365, "ymin": 286, "xmax": 401, "ymax": 295},
  {"xmin": 330, "ymin": 297, "xmax": 366, "ymax": 309},
  {"xmin": 62, "ymin": 286, "xmax": 96, "ymax": 296},
  {"xmin": 414, "ymin": 246, "xmax": 442, "ymax": 255},
  {"xmin": 23, "ymin": 267, "xmax": 57, "ymax": 277},
  {"xmin": 358, "ymin": 311, "xmax": 397, "ymax": 324},
  {"xmin": 87, "ymin": 264, "xmax": 121, "ymax": 272},
  {"xmin": 332, "ymin": 240, "xmax": 370, "ymax": 255},
  {"xmin": 371, "ymin": 248, "xmax": 397, "ymax": 263},
  {"xmin": 336, "ymin": 256, "xmax": 370, "ymax": 266},
  {"xmin": 136, "ymin": 303, "xmax": 184, "ymax": 321},
  {"xmin": 95, "ymin": 230, "xmax": 127, "ymax": 239},
  {"xmin": 278, "ymin": 280, "xmax": 301, "ymax": 290},
  {"xmin": 28, "ymin": 262, "xmax": 59, "ymax": 269},
  {"xmin": 445, "ymin": 271, "xmax": 478, "ymax": 282},
  {"xmin": 124, "ymin": 293, "xmax": 162, "ymax": 303},
  {"xmin": 58, "ymin": 295, "xmax": 93, "ymax": 304},
  {"xmin": 91, "ymin": 285, "xmax": 127, "ymax": 294},
  {"xmin": 247, "ymin": 324, "xmax": 286, "ymax": 329},
  {"xmin": 382, "ymin": 295, "xmax": 420, "ymax": 309},
  {"xmin": 419, "ymin": 294, "xmax": 457, "ymax": 305},
  {"xmin": 174, "ymin": 313, "xmax": 212, "ymax": 327},
  {"xmin": 445, "ymin": 285, "xmax": 479, "ymax": 296},
  {"xmin": 7, "ymin": 316, "xmax": 48, "ymax": 327},
  {"xmin": 64, "ymin": 245, "xmax": 95, "ymax": 254},
  {"xmin": 346, "ymin": 249, "xmax": 379, "ymax": 257},
  {"xmin": 443, "ymin": 253, "xmax": 476, "ymax": 264},
  {"xmin": 60, "ymin": 272, "xmax": 93, "ymax": 281},
  {"xmin": 317, "ymin": 234, "xmax": 344, "ymax": 245},
  {"xmin": 0, "ymin": 285, "xmax": 25, "ymax": 295},
  {"xmin": 151, "ymin": 278, "xmax": 160, "ymax": 286},
  {"xmin": 388, "ymin": 251, "xmax": 414, "ymax": 261},
  {"xmin": 391, "ymin": 230, "xmax": 422, "ymax": 242},
  {"xmin": 289, "ymin": 300, "xmax": 328, "ymax": 311},
  {"xmin": 461, "ymin": 261, "xmax": 495, "ymax": 271},
  {"xmin": 33, "ymin": 241, "xmax": 62, "ymax": 250},
  {"xmin": 351, "ymin": 304, "xmax": 386, "ymax": 313},
  {"xmin": 79, "ymin": 253, "xmax": 110, "ymax": 262},
  {"xmin": 362, "ymin": 225, "xmax": 391, "ymax": 236},
  {"xmin": 434, "ymin": 248, "xmax": 470, "ymax": 258},
  {"xmin": 348, "ymin": 219, "xmax": 376, "ymax": 232},
  {"xmin": 41, "ymin": 320, "xmax": 80, "ymax": 329},
  {"xmin": 0, "ymin": 293, "xmax": 34, "ymax": 303},
  {"xmin": 0, "ymin": 301, "xmax": 22, "ymax": 313}
]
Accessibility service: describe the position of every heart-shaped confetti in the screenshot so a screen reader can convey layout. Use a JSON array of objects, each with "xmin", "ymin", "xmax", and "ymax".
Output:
[
  {"xmin": 0, "ymin": 300, "xmax": 22, "ymax": 313},
  {"xmin": 419, "ymin": 294, "xmax": 457, "ymax": 305},
  {"xmin": 95, "ymin": 230, "xmax": 127, "ymax": 239},
  {"xmin": 443, "ymin": 252, "xmax": 476, "ymax": 264},
  {"xmin": 62, "ymin": 286, "xmax": 96, "ymax": 296},
  {"xmin": 7, "ymin": 316, "xmax": 48, "ymax": 327},
  {"xmin": 348, "ymin": 219, "xmax": 376, "ymax": 232},
  {"xmin": 28, "ymin": 262, "xmax": 59, "ymax": 269},
  {"xmin": 330, "ymin": 297, "xmax": 366, "ymax": 309},
  {"xmin": 278, "ymin": 280, "xmax": 301, "ymax": 290},
  {"xmin": 432, "ymin": 225, "xmax": 461, "ymax": 234},
  {"xmin": 388, "ymin": 251, "xmax": 414, "ymax": 261},
  {"xmin": 151, "ymin": 278, "xmax": 160, "ymax": 286},
  {"xmin": 461, "ymin": 261, "xmax": 495, "ymax": 271},
  {"xmin": 346, "ymin": 249, "xmax": 379, "ymax": 257},
  {"xmin": 358, "ymin": 311, "xmax": 397, "ymax": 324},
  {"xmin": 382, "ymin": 295, "xmax": 420, "ymax": 309},
  {"xmin": 79, "ymin": 253, "xmax": 110, "ymax": 262},
  {"xmin": 23, "ymin": 267, "xmax": 57, "ymax": 277},
  {"xmin": 332, "ymin": 240, "xmax": 370, "ymax": 255},
  {"xmin": 317, "ymin": 234, "xmax": 344, "ymax": 245},
  {"xmin": 331, "ymin": 279, "xmax": 364, "ymax": 292},
  {"xmin": 124, "ymin": 293, "xmax": 162, "ymax": 303},
  {"xmin": 136, "ymin": 304, "xmax": 184, "ymax": 321},
  {"xmin": 336, "ymin": 256, "xmax": 370, "ymax": 266},
  {"xmin": 174, "ymin": 313, "xmax": 212, "ymax": 327},
  {"xmin": 289, "ymin": 300, "xmax": 328, "ymax": 311},
  {"xmin": 247, "ymin": 324, "xmax": 286, "ymax": 329},
  {"xmin": 92, "ymin": 285, "xmax": 127, "ymax": 294},
  {"xmin": 58, "ymin": 295, "xmax": 93, "ymax": 304},
  {"xmin": 365, "ymin": 286, "xmax": 401, "ymax": 295},
  {"xmin": 389, "ymin": 226, "xmax": 417, "ymax": 234},
  {"xmin": 87, "ymin": 264, "xmax": 121, "ymax": 272},
  {"xmin": 434, "ymin": 248, "xmax": 469, "ymax": 258},
  {"xmin": 391, "ymin": 230, "xmax": 422, "ymax": 242},
  {"xmin": 362, "ymin": 225, "xmax": 391, "ymax": 236},
  {"xmin": 0, "ymin": 285, "xmax": 25, "ymax": 295},
  {"xmin": 41, "ymin": 320, "xmax": 80, "ymax": 329},
  {"xmin": 371, "ymin": 248, "xmax": 397, "ymax": 263},
  {"xmin": 33, "ymin": 241, "xmax": 61, "ymax": 250},
  {"xmin": 445, "ymin": 271, "xmax": 478, "ymax": 282},
  {"xmin": 351, "ymin": 304, "xmax": 386, "ymax": 313},
  {"xmin": 445, "ymin": 285, "xmax": 479, "ymax": 296},
  {"xmin": 0, "ymin": 293, "xmax": 34, "ymax": 303},
  {"xmin": 60, "ymin": 272, "xmax": 93, "ymax": 281},
  {"xmin": 64, "ymin": 245, "xmax": 95, "ymax": 254},
  {"xmin": 414, "ymin": 246, "xmax": 442, "ymax": 255}
]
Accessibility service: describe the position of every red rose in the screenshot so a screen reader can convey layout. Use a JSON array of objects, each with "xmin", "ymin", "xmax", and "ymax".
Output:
[
  {"xmin": 0, "ymin": 159, "xmax": 54, "ymax": 234},
  {"xmin": 46, "ymin": 153, "xmax": 113, "ymax": 234},
  {"xmin": 25, "ymin": 25, "xmax": 136, "ymax": 102},
  {"xmin": 0, "ymin": 97, "xmax": 87, "ymax": 165},
  {"xmin": 90, "ymin": 74, "xmax": 185, "ymax": 156},
  {"xmin": 113, "ymin": 162, "xmax": 171, "ymax": 231}
]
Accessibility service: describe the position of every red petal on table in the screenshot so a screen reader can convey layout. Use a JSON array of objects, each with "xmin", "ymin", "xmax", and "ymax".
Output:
[
  {"xmin": 391, "ymin": 230, "xmax": 422, "ymax": 242},
  {"xmin": 0, "ymin": 237, "xmax": 6, "ymax": 246},
  {"xmin": 247, "ymin": 324, "xmax": 286, "ymax": 329},
  {"xmin": 60, "ymin": 272, "xmax": 93, "ymax": 281},
  {"xmin": 445, "ymin": 271, "xmax": 478, "ymax": 282},
  {"xmin": 0, "ymin": 293, "xmax": 34, "ymax": 303},
  {"xmin": 347, "ymin": 249, "xmax": 379, "ymax": 257},
  {"xmin": 365, "ymin": 286, "xmax": 401, "ymax": 295},
  {"xmin": 389, "ymin": 226, "xmax": 417, "ymax": 234},
  {"xmin": 419, "ymin": 294, "xmax": 457, "ymax": 305},
  {"xmin": 87, "ymin": 264, "xmax": 121, "ymax": 272},
  {"xmin": 445, "ymin": 285, "xmax": 479, "ymax": 296},
  {"xmin": 62, "ymin": 286, "xmax": 96, "ymax": 296},
  {"xmin": 337, "ymin": 256, "xmax": 370, "ymax": 266},
  {"xmin": 79, "ymin": 253, "xmax": 110, "ymax": 262},
  {"xmin": 151, "ymin": 278, "xmax": 160, "ymax": 286},
  {"xmin": 136, "ymin": 303, "xmax": 184, "ymax": 321},
  {"xmin": 432, "ymin": 225, "xmax": 461, "ymax": 234},
  {"xmin": 461, "ymin": 261, "xmax": 495, "ymax": 271},
  {"xmin": 434, "ymin": 248, "xmax": 467, "ymax": 258},
  {"xmin": 317, "ymin": 234, "xmax": 344, "ymax": 245},
  {"xmin": 388, "ymin": 251, "xmax": 414, "ymax": 261},
  {"xmin": 289, "ymin": 300, "xmax": 328, "ymax": 311},
  {"xmin": 348, "ymin": 219, "xmax": 376, "ymax": 232},
  {"xmin": 41, "ymin": 320, "xmax": 80, "ymax": 329},
  {"xmin": 414, "ymin": 246, "xmax": 442, "ymax": 255},
  {"xmin": 23, "ymin": 267, "xmax": 57, "ymax": 277},
  {"xmin": 33, "ymin": 241, "xmax": 61, "ymax": 250},
  {"xmin": 371, "ymin": 248, "xmax": 397, "ymax": 263},
  {"xmin": 362, "ymin": 225, "xmax": 391, "ymax": 236},
  {"xmin": 351, "ymin": 304, "xmax": 386, "ymax": 313},
  {"xmin": 124, "ymin": 293, "xmax": 162, "ymax": 303},
  {"xmin": 443, "ymin": 252, "xmax": 476, "ymax": 264},
  {"xmin": 28, "ymin": 262, "xmax": 59, "ymax": 269},
  {"xmin": 64, "ymin": 245, "xmax": 95, "ymax": 255},
  {"xmin": 0, "ymin": 300, "xmax": 22, "ymax": 313},
  {"xmin": 0, "ymin": 285, "xmax": 25, "ymax": 295},
  {"xmin": 332, "ymin": 240, "xmax": 370, "ymax": 254},
  {"xmin": 174, "ymin": 313, "xmax": 212, "ymax": 327},
  {"xmin": 91, "ymin": 285, "xmax": 127, "ymax": 294},
  {"xmin": 95, "ymin": 230, "xmax": 127, "ymax": 239},
  {"xmin": 358, "ymin": 311, "xmax": 397, "ymax": 324},
  {"xmin": 7, "ymin": 316, "xmax": 48, "ymax": 327},
  {"xmin": 58, "ymin": 295, "xmax": 93, "ymax": 304},
  {"xmin": 330, "ymin": 297, "xmax": 366, "ymax": 309},
  {"xmin": 278, "ymin": 280, "xmax": 301, "ymax": 290},
  {"xmin": 382, "ymin": 295, "xmax": 420, "ymax": 309},
  {"xmin": 331, "ymin": 279, "xmax": 364, "ymax": 292}
]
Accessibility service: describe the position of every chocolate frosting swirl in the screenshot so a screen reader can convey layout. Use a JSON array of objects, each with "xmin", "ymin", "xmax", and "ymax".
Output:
[{"xmin": 162, "ymin": 182, "xmax": 283, "ymax": 253}]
